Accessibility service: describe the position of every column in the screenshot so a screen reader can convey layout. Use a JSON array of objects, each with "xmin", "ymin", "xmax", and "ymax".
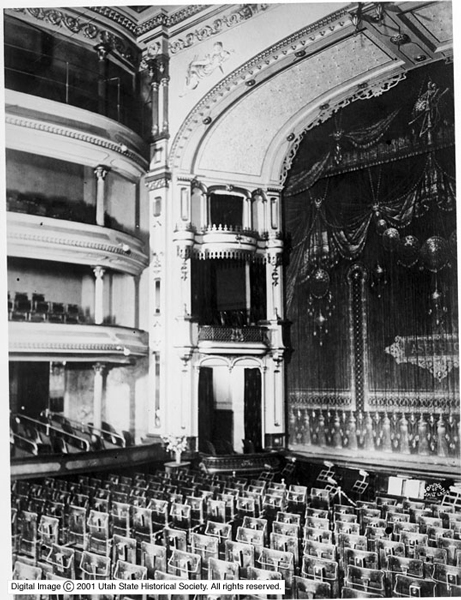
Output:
[
  {"xmin": 95, "ymin": 43, "xmax": 110, "ymax": 116},
  {"xmin": 93, "ymin": 266, "xmax": 105, "ymax": 324},
  {"xmin": 92, "ymin": 363, "xmax": 105, "ymax": 432},
  {"xmin": 160, "ymin": 76, "xmax": 169, "ymax": 135},
  {"xmin": 243, "ymin": 196, "xmax": 252, "ymax": 230},
  {"xmin": 94, "ymin": 166, "xmax": 109, "ymax": 226},
  {"xmin": 134, "ymin": 275, "xmax": 140, "ymax": 329},
  {"xmin": 150, "ymin": 80, "xmax": 159, "ymax": 138}
]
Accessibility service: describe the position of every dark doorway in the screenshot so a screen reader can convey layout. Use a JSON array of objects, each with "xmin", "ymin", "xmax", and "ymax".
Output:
[
  {"xmin": 198, "ymin": 367, "xmax": 214, "ymax": 453},
  {"xmin": 9, "ymin": 361, "xmax": 50, "ymax": 418},
  {"xmin": 244, "ymin": 368, "xmax": 262, "ymax": 451}
]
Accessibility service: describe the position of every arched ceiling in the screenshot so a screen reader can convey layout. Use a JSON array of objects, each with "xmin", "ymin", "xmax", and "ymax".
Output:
[{"xmin": 171, "ymin": 1, "xmax": 453, "ymax": 187}]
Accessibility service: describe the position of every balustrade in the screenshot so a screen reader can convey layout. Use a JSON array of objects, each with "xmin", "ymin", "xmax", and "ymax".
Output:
[{"xmin": 288, "ymin": 407, "xmax": 460, "ymax": 459}]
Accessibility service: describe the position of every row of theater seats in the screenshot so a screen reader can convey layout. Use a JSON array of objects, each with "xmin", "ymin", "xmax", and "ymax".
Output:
[
  {"xmin": 7, "ymin": 189, "xmax": 125, "ymax": 231},
  {"xmin": 10, "ymin": 466, "xmax": 461, "ymax": 599},
  {"xmin": 10, "ymin": 411, "xmax": 129, "ymax": 458},
  {"xmin": 8, "ymin": 291, "xmax": 85, "ymax": 324}
]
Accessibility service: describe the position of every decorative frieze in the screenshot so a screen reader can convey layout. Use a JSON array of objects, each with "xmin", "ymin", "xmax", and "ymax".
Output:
[
  {"xmin": 8, "ymin": 7, "xmax": 137, "ymax": 65},
  {"xmin": 169, "ymin": 4, "xmax": 270, "ymax": 55}
]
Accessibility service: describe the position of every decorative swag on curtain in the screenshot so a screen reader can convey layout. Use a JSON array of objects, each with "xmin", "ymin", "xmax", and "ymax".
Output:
[{"xmin": 283, "ymin": 62, "xmax": 458, "ymax": 469}]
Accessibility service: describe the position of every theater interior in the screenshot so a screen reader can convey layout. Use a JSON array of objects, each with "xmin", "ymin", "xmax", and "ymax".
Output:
[{"xmin": 4, "ymin": 1, "xmax": 460, "ymax": 598}]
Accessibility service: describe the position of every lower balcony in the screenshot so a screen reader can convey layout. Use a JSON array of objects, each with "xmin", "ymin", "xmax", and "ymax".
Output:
[
  {"xmin": 7, "ymin": 212, "xmax": 148, "ymax": 276},
  {"xmin": 197, "ymin": 325, "xmax": 270, "ymax": 355},
  {"xmin": 9, "ymin": 321, "xmax": 148, "ymax": 363}
]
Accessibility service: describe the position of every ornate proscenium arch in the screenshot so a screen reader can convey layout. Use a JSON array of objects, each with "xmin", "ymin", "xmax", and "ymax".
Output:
[{"xmin": 170, "ymin": 2, "xmax": 452, "ymax": 186}]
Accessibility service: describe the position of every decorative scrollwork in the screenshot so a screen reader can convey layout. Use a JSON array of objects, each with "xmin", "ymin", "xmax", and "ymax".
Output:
[{"xmin": 8, "ymin": 7, "xmax": 136, "ymax": 64}]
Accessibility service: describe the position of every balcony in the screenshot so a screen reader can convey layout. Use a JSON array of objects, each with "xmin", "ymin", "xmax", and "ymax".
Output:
[
  {"xmin": 7, "ymin": 212, "xmax": 148, "ymax": 276},
  {"xmin": 5, "ymin": 90, "xmax": 148, "ymax": 180},
  {"xmin": 198, "ymin": 325, "xmax": 270, "ymax": 355},
  {"xmin": 9, "ymin": 321, "xmax": 148, "ymax": 363}
]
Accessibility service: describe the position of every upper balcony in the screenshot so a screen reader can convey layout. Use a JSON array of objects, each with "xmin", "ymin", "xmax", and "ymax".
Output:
[{"xmin": 4, "ymin": 14, "xmax": 151, "ymax": 141}]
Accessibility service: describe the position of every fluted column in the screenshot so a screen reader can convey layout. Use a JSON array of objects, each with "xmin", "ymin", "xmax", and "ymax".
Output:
[
  {"xmin": 94, "ymin": 166, "xmax": 109, "ymax": 227},
  {"xmin": 93, "ymin": 266, "xmax": 105, "ymax": 324},
  {"xmin": 92, "ymin": 363, "xmax": 105, "ymax": 431}
]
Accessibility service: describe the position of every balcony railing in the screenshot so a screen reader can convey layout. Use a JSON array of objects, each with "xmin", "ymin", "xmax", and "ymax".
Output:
[
  {"xmin": 198, "ymin": 325, "xmax": 269, "ymax": 344},
  {"xmin": 7, "ymin": 190, "xmax": 130, "ymax": 235}
]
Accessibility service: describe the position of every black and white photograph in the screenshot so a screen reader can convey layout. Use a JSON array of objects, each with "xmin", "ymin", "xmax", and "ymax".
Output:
[{"xmin": 2, "ymin": 1, "xmax": 459, "ymax": 598}]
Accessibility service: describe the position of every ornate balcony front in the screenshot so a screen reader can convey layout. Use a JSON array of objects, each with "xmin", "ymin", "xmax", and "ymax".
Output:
[
  {"xmin": 197, "ymin": 224, "xmax": 260, "ymax": 259},
  {"xmin": 5, "ymin": 90, "xmax": 148, "ymax": 180},
  {"xmin": 9, "ymin": 321, "xmax": 148, "ymax": 363},
  {"xmin": 7, "ymin": 212, "xmax": 148, "ymax": 276},
  {"xmin": 198, "ymin": 325, "xmax": 270, "ymax": 355}
]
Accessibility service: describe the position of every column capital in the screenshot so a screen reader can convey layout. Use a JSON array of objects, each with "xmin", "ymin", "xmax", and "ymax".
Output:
[
  {"xmin": 93, "ymin": 266, "xmax": 106, "ymax": 280},
  {"xmin": 93, "ymin": 362, "xmax": 106, "ymax": 375},
  {"xmin": 95, "ymin": 42, "xmax": 111, "ymax": 62},
  {"xmin": 94, "ymin": 165, "xmax": 110, "ymax": 181}
]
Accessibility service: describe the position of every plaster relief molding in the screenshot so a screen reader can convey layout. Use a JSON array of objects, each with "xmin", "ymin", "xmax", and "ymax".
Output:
[
  {"xmin": 8, "ymin": 7, "xmax": 137, "ymax": 65},
  {"xmin": 86, "ymin": 6, "xmax": 138, "ymax": 34},
  {"xmin": 137, "ymin": 5, "xmax": 208, "ymax": 36},
  {"xmin": 7, "ymin": 213, "xmax": 148, "ymax": 276},
  {"xmin": 9, "ymin": 322, "xmax": 149, "ymax": 357},
  {"xmin": 5, "ymin": 114, "xmax": 147, "ymax": 173},
  {"xmin": 170, "ymin": 6, "xmax": 353, "ymax": 167},
  {"xmin": 146, "ymin": 176, "xmax": 171, "ymax": 191},
  {"xmin": 169, "ymin": 4, "xmax": 270, "ymax": 55},
  {"xmin": 280, "ymin": 72, "xmax": 407, "ymax": 184}
]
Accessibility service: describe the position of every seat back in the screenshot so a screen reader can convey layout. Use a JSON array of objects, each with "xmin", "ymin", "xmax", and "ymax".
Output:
[
  {"xmin": 80, "ymin": 550, "xmax": 110, "ymax": 579},
  {"xmin": 140, "ymin": 541, "xmax": 167, "ymax": 577},
  {"xmin": 393, "ymin": 574, "xmax": 436, "ymax": 597},
  {"xmin": 343, "ymin": 548, "xmax": 379, "ymax": 570},
  {"xmin": 208, "ymin": 556, "xmax": 239, "ymax": 580},
  {"xmin": 345, "ymin": 565, "xmax": 385, "ymax": 594},
  {"xmin": 304, "ymin": 539, "xmax": 336, "ymax": 561},
  {"xmin": 113, "ymin": 560, "xmax": 147, "ymax": 580},
  {"xmin": 293, "ymin": 575, "xmax": 331, "ymax": 599},
  {"xmin": 112, "ymin": 534, "xmax": 137, "ymax": 565}
]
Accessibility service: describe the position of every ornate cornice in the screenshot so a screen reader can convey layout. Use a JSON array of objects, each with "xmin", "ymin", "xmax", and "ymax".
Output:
[
  {"xmin": 7, "ymin": 7, "xmax": 138, "ymax": 66},
  {"xmin": 5, "ymin": 114, "xmax": 147, "ymax": 173},
  {"xmin": 87, "ymin": 6, "xmax": 138, "ymax": 34},
  {"xmin": 169, "ymin": 4, "xmax": 270, "ymax": 55},
  {"xmin": 137, "ymin": 5, "xmax": 208, "ymax": 35}
]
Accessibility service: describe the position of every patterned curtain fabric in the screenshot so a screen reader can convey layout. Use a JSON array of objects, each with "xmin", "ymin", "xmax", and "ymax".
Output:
[{"xmin": 283, "ymin": 61, "xmax": 459, "ymax": 466}]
